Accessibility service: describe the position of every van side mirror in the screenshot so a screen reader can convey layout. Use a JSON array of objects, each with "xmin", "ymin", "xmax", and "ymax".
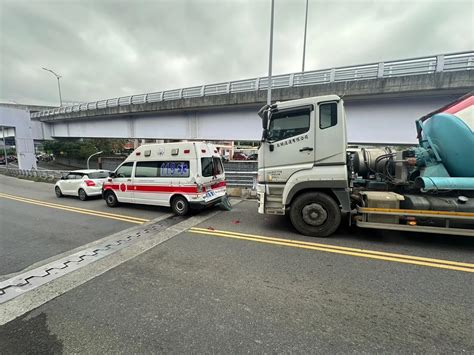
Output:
[
  {"xmin": 109, "ymin": 172, "xmax": 116, "ymax": 178},
  {"xmin": 60, "ymin": 176, "xmax": 65, "ymax": 180}
]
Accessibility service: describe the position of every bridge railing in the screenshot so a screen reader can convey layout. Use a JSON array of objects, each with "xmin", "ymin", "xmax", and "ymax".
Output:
[{"xmin": 31, "ymin": 51, "xmax": 474, "ymax": 119}]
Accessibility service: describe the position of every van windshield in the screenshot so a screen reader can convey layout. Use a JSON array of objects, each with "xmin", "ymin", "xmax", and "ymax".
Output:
[{"xmin": 201, "ymin": 157, "xmax": 224, "ymax": 177}]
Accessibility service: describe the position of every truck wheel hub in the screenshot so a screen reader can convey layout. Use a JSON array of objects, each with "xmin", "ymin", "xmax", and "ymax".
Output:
[{"xmin": 302, "ymin": 203, "xmax": 327, "ymax": 226}]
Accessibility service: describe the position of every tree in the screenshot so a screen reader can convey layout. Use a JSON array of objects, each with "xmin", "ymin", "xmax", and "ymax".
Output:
[{"xmin": 42, "ymin": 138, "xmax": 127, "ymax": 159}]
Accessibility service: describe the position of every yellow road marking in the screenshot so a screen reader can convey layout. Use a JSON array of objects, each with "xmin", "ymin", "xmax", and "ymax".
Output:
[
  {"xmin": 359, "ymin": 207, "xmax": 474, "ymax": 218},
  {"xmin": 189, "ymin": 227, "xmax": 474, "ymax": 273},
  {"xmin": 191, "ymin": 227, "xmax": 473, "ymax": 268},
  {"xmin": 0, "ymin": 192, "xmax": 149, "ymax": 224},
  {"xmin": 0, "ymin": 192, "xmax": 149, "ymax": 222}
]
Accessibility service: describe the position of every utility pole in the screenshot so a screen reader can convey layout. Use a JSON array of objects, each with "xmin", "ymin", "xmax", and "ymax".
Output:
[
  {"xmin": 302, "ymin": 0, "xmax": 309, "ymax": 72},
  {"xmin": 42, "ymin": 67, "xmax": 63, "ymax": 107},
  {"xmin": 267, "ymin": 0, "xmax": 275, "ymax": 105}
]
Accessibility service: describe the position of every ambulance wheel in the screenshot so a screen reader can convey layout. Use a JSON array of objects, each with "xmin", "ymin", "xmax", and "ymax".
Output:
[
  {"xmin": 105, "ymin": 191, "xmax": 119, "ymax": 207},
  {"xmin": 289, "ymin": 192, "xmax": 341, "ymax": 237},
  {"xmin": 171, "ymin": 195, "xmax": 189, "ymax": 216}
]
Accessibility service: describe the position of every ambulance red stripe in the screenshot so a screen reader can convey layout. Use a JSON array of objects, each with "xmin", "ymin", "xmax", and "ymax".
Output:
[
  {"xmin": 103, "ymin": 184, "xmax": 198, "ymax": 193},
  {"xmin": 133, "ymin": 185, "xmax": 199, "ymax": 193},
  {"xmin": 211, "ymin": 181, "xmax": 226, "ymax": 189},
  {"xmin": 104, "ymin": 182, "xmax": 225, "ymax": 192}
]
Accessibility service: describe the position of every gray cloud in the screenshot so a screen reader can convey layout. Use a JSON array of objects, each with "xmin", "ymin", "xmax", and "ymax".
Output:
[{"xmin": 1, "ymin": 0, "xmax": 473, "ymax": 106}]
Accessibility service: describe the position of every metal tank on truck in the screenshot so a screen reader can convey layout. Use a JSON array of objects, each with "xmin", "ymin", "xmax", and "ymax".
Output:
[
  {"xmin": 413, "ymin": 94, "xmax": 474, "ymax": 191},
  {"xmin": 257, "ymin": 93, "xmax": 474, "ymax": 237}
]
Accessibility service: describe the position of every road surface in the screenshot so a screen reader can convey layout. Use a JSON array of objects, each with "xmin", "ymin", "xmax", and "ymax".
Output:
[
  {"xmin": 0, "ymin": 174, "xmax": 171, "ymax": 276},
  {"xmin": 0, "ymin": 175, "xmax": 473, "ymax": 353}
]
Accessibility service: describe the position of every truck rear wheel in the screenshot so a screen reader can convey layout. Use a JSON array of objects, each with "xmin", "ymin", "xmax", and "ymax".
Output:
[{"xmin": 289, "ymin": 192, "xmax": 341, "ymax": 237}]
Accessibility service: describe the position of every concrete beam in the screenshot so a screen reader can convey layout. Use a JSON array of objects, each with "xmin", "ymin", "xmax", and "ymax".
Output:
[
  {"xmin": 39, "ymin": 71, "xmax": 473, "ymax": 123},
  {"xmin": 47, "ymin": 94, "xmax": 461, "ymax": 144}
]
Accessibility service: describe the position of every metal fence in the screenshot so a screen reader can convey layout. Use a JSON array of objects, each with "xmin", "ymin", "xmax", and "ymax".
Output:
[
  {"xmin": 31, "ymin": 51, "xmax": 474, "ymax": 119},
  {"xmin": 226, "ymin": 171, "xmax": 257, "ymax": 188},
  {"xmin": 0, "ymin": 166, "xmax": 257, "ymax": 188}
]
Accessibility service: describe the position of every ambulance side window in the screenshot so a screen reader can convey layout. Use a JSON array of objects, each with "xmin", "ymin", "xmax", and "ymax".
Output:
[
  {"xmin": 134, "ymin": 160, "xmax": 190, "ymax": 178},
  {"xmin": 159, "ymin": 161, "xmax": 190, "ymax": 177},
  {"xmin": 116, "ymin": 162, "xmax": 133, "ymax": 178},
  {"xmin": 201, "ymin": 158, "xmax": 213, "ymax": 177},
  {"xmin": 135, "ymin": 162, "xmax": 159, "ymax": 178},
  {"xmin": 213, "ymin": 157, "xmax": 224, "ymax": 175}
]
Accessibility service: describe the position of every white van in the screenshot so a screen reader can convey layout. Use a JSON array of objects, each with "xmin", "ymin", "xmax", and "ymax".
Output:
[{"xmin": 102, "ymin": 142, "xmax": 227, "ymax": 215}]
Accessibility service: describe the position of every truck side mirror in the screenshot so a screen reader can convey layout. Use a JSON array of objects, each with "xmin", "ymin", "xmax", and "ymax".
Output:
[
  {"xmin": 262, "ymin": 114, "xmax": 268, "ymax": 130},
  {"xmin": 261, "ymin": 129, "xmax": 268, "ymax": 141},
  {"xmin": 109, "ymin": 172, "xmax": 116, "ymax": 178}
]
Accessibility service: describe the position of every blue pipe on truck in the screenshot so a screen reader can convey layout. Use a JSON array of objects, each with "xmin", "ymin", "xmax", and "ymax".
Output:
[{"xmin": 416, "ymin": 177, "xmax": 474, "ymax": 192}]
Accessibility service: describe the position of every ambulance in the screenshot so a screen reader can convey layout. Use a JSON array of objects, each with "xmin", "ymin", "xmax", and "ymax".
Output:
[{"xmin": 102, "ymin": 142, "xmax": 227, "ymax": 215}]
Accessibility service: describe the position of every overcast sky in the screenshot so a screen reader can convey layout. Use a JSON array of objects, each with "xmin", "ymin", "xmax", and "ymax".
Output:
[{"xmin": 1, "ymin": 0, "xmax": 473, "ymax": 106}]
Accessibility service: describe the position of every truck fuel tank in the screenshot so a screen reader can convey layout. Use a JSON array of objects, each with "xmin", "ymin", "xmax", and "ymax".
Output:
[{"xmin": 401, "ymin": 194, "xmax": 474, "ymax": 213}]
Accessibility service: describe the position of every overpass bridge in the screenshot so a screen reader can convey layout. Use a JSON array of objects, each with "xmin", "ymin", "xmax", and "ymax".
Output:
[{"xmin": 31, "ymin": 51, "xmax": 474, "ymax": 144}]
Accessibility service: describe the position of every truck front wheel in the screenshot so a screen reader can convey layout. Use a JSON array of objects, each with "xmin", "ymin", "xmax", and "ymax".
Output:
[{"xmin": 289, "ymin": 192, "xmax": 341, "ymax": 237}]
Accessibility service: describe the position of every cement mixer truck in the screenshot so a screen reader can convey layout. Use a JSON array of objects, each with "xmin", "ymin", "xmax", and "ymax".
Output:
[{"xmin": 256, "ymin": 93, "xmax": 474, "ymax": 237}]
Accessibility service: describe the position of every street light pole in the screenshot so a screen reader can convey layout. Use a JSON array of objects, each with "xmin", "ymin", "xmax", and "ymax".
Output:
[
  {"xmin": 42, "ymin": 67, "xmax": 63, "ymax": 107},
  {"xmin": 267, "ymin": 0, "xmax": 275, "ymax": 105},
  {"xmin": 87, "ymin": 151, "xmax": 103, "ymax": 169},
  {"xmin": 302, "ymin": 0, "xmax": 309, "ymax": 72}
]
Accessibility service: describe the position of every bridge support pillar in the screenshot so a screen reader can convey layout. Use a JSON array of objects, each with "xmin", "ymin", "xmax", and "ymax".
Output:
[{"xmin": 0, "ymin": 107, "xmax": 37, "ymax": 169}]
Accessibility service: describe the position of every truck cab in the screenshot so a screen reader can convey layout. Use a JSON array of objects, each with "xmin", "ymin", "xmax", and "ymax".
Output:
[{"xmin": 257, "ymin": 95, "xmax": 351, "ymax": 237}]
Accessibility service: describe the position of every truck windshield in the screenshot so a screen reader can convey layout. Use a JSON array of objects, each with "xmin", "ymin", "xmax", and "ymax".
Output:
[{"xmin": 267, "ymin": 108, "xmax": 310, "ymax": 142}]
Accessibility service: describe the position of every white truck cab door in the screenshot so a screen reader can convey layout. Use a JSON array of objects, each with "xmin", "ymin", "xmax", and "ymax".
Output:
[
  {"xmin": 113, "ymin": 162, "xmax": 134, "ymax": 203},
  {"xmin": 263, "ymin": 106, "xmax": 315, "ymax": 182},
  {"xmin": 315, "ymin": 101, "xmax": 346, "ymax": 165}
]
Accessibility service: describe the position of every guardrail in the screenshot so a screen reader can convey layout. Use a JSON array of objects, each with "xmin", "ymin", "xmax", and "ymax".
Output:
[
  {"xmin": 0, "ymin": 167, "xmax": 67, "ymax": 182},
  {"xmin": 226, "ymin": 171, "xmax": 257, "ymax": 188},
  {"xmin": 31, "ymin": 51, "xmax": 474, "ymax": 119},
  {"xmin": 0, "ymin": 166, "xmax": 257, "ymax": 188}
]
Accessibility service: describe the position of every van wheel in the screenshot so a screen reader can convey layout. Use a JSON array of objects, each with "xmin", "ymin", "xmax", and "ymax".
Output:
[
  {"xmin": 171, "ymin": 196, "xmax": 189, "ymax": 216},
  {"xmin": 78, "ymin": 188, "xmax": 88, "ymax": 201},
  {"xmin": 55, "ymin": 186, "xmax": 63, "ymax": 198},
  {"xmin": 105, "ymin": 191, "xmax": 119, "ymax": 207},
  {"xmin": 289, "ymin": 192, "xmax": 341, "ymax": 237}
]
